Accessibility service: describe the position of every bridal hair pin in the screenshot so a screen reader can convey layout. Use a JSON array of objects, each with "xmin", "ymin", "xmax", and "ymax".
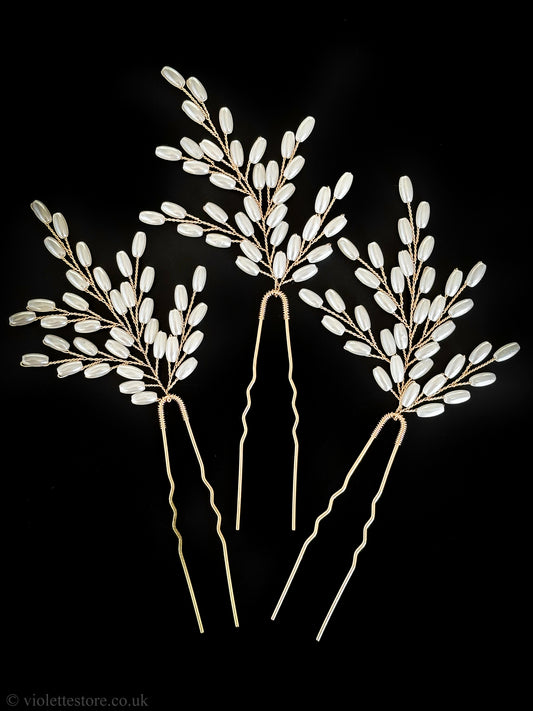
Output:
[
  {"xmin": 139, "ymin": 66, "xmax": 354, "ymax": 531},
  {"xmin": 271, "ymin": 174, "xmax": 520, "ymax": 640},
  {"xmin": 9, "ymin": 200, "xmax": 239, "ymax": 634}
]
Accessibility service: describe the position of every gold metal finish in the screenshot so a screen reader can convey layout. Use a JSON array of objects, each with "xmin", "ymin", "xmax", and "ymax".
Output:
[
  {"xmin": 159, "ymin": 395, "xmax": 239, "ymax": 630},
  {"xmin": 236, "ymin": 290, "xmax": 300, "ymax": 530},
  {"xmin": 271, "ymin": 412, "xmax": 407, "ymax": 639}
]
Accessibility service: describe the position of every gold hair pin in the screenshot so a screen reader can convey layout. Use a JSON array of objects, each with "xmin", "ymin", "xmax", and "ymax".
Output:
[
  {"xmin": 138, "ymin": 66, "xmax": 354, "ymax": 531},
  {"xmin": 9, "ymin": 201, "xmax": 239, "ymax": 633},
  {"xmin": 271, "ymin": 174, "xmax": 520, "ymax": 640}
]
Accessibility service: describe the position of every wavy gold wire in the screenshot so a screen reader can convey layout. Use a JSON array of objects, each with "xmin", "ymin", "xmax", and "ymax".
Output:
[
  {"xmin": 236, "ymin": 290, "xmax": 300, "ymax": 530},
  {"xmin": 158, "ymin": 395, "xmax": 239, "ymax": 631},
  {"xmin": 271, "ymin": 412, "xmax": 407, "ymax": 639}
]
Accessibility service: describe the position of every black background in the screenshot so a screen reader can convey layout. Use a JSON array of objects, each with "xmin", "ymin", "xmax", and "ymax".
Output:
[{"xmin": 2, "ymin": 6, "xmax": 531, "ymax": 708}]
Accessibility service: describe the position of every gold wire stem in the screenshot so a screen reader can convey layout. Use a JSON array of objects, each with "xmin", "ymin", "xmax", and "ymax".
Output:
[
  {"xmin": 236, "ymin": 290, "xmax": 300, "ymax": 531},
  {"xmin": 315, "ymin": 413, "xmax": 407, "ymax": 641},
  {"xmin": 161, "ymin": 395, "xmax": 239, "ymax": 628},
  {"xmin": 271, "ymin": 412, "xmax": 406, "ymax": 626},
  {"xmin": 158, "ymin": 397, "xmax": 204, "ymax": 633}
]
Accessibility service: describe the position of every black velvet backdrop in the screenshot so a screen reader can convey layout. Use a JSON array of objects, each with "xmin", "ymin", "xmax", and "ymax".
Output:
[{"xmin": 3, "ymin": 7, "xmax": 530, "ymax": 708}]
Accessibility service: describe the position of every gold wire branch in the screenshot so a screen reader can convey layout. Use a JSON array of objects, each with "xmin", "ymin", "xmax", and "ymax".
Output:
[
  {"xmin": 159, "ymin": 395, "xmax": 239, "ymax": 629},
  {"xmin": 236, "ymin": 290, "xmax": 300, "ymax": 530}
]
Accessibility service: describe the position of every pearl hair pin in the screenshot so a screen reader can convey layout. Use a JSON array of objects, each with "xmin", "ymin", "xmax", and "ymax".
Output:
[
  {"xmin": 9, "ymin": 200, "xmax": 239, "ymax": 634},
  {"xmin": 140, "ymin": 66, "xmax": 354, "ymax": 532},
  {"xmin": 271, "ymin": 175, "xmax": 520, "ymax": 640}
]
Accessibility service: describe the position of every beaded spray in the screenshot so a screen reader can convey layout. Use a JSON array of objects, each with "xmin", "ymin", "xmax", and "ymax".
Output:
[
  {"xmin": 139, "ymin": 66, "xmax": 354, "ymax": 532},
  {"xmin": 9, "ymin": 203, "xmax": 239, "ymax": 633}
]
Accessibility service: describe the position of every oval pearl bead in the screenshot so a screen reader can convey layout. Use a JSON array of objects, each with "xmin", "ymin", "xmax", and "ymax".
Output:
[
  {"xmin": 139, "ymin": 210, "xmax": 166, "ymax": 225},
  {"xmin": 192, "ymin": 265, "xmax": 207, "ymax": 293},
  {"xmin": 390, "ymin": 355, "xmax": 404, "ymax": 383},
  {"xmin": 174, "ymin": 285, "xmax": 188, "ymax": 311},
  {"xmin": 274, "ymin": 183, "xmax": 296, "ymax": 205},
  {"xmin": 131, "ymin": 391, "xmax": 158, "ymax": 405},
  {"xmin": 398, "ymin": 175, "xmax": 413, "ymax": 204},
  {"xmin": 203, "ymin": 201, "xmax": 228, "ymax": 222},
  {"xmin": 380, "ymin": 329, "xmax": 397, "ymax": 356},
  {"xmin": 322, "ymin": 315, "xmax": 345, "ymax": 336},
  {"xmin": 422, "ymin": 373, "xmax": 447, "ymax": 397},
  {"xmin": 373, "ymin": 366, "xmax": 392, "ymax": 392},
  {"xmin": 236, "ymin": 256, "xmax": 260, "ymax": 276},
  {"xmin": 176, "ymin": 357, "xmax": 198, "ymax": 381},
  {"xmin": 314, "ymin": 186, "xmax": 331, "ymax": 214},
  {"xmin": 117, "ymin": 364, "xmax": 144, "ymax": 380},
  {"xmin": 235, "ymin": 212, "xmax": 254, "ymax": 237},
  {"xmin": 394, "ymin": 323, "xmax": 408, "ymax": 350},
  {"xmin": 415, "ymin": 341, "xmax": 440, "ymax": 360},
  {"xmin": 391, "ymin": 266, "xmax": 405, "ymax": 294},
  {"xmin": 416, "ymin": 402, "xmax": 445, "ymax": 418},
  {"xmin": 76, "ymin": 242, "xmax": 92, "ymax": 267},
  {"xmin": 189, "ymin": 303, "xmax": 208, "ymax": 327},
  {"xmin": 354, "ymin": 305, "xmax": 371, "ymax": 331},
  {"xmin": 417, "ymin": 235, "xmax": 434, "ymax": 262},
  {"xmin": 273, "ymin": 252, "xmax": 287, "ymax": 279},
  {"xmin": 161, "ymin": 66, "xmax": 185, "ymax": 88},
  {"xmin": 183, "ymin": 330, "xmax": 204, "ymax": 355},
  {"xmin": 93, "ymin": 267, "xmax": 112, "ymax": 292},
  {"xmin": 249, "ymin": 136, "xmax": 267, "ymax": 164},
  {"xmin": 210, "ymin": 174, "xmax": 236, "ymax": 190},
  {"xmin": 266, "ymin": 204, "xmax": 288, "ymax": 228},
  {"xmin": 153, "ymin": 331, "xmax": 168, "ymax": 360},
  {"xmin": 138, "ymin": 298, "xmax": 154, "ymax": 325},
  {"xmin": 161, "ymin": 202, "xmax": 186, "ymax": 218},
  {"xmin": 105, "ymin": 340, "xmax": 130, "ymax": 359},
  {"xmin": 415, "ymin": 201, "xmax": 430, "ymax": 228},
  {"xmin": 74, "ymin": 319, "xmax": 100, "ymax": 333},
  {"xmin": 63, "ymin": 292, "xmax": 89, "ymax": 311},
  {"xmin": 295, "ymin": 116, "xmax": 315, "ymax": 142},
  {"xmin": 469, "ymin": 372, "xmax": 496, "ymax": 387},
  {"xmin": 120, "ymin": 282, "xmax": 136, "ymax": 308},
  {"xmin": 448, "ymin": 299, "xmax": 473, "ymax": 318},
  {"xmin": 419, "ymin": 266, "xmax": 436, "ymax": 294},
  {"xmin": 337, "ymin": 237, "xmax": 359, "ymax": 260},
  {"xmin": 292, "ymin": 264, "xmax": 318, "ymax": 282},
  {"xmin": 325, "ymin": 289, "xmax": 345, "ymax": 313},
  {"xmin": 397, "ymin": 217, "xmax": 413, "ymax": 245},
  {"xmin": 413, "ymin": 298, "xmax": 430, "ymax": 324},
  {"xmin": 374, "ymin": 291, "xmax": 397, "ymax": 313},
  {"xmin": 429, "ymin": 294, "xmax": 445, "ymax": 322},
  {"xmin": 66, "ymin": 269, "xmax": 89, "ymax": 291},
  {"xmin": 57, "ymin": 361, "xmax": 83, "ymax": 378},
  {"xmin": 9, "ymin": 311, "xmax": 36, "ymax": 326},
  {"xmin": 155, "ymin": 145, "xmax": 182, "ymax": 161},
  {"xmin": 144, "ymin": 319, "xmax": 159, "ymax": 345},
  {"xmin": 140, "ymin": 266, "xmax": 155, "ymax": 293},
  {"xmin": 177, "ymin": 223, "xmax": 204, "ymax": 238},
  {"xmin": 44, "ymin": 236, "xmax": 66, "ymax": 259},
  {"xmin": 206, "ymin": 233, "xmax": 232, "ymax": 248},
  {"xmin": 74, "ymin": 337, "xmax": 98, "ymax": 356},
  {"xmin": 445, "ymin": 268, "xmax": 463, "ymax": 297},
  {"xmin": 116, "ymin": 251, "xmax": 133, "ymax": 277},
  {"xmin": 230, "ymin": 140, "xmax": 244, "ymax": 167},
  {"xmin": 298, "ymin": 288, "xmax": 323, "ymax": 308},
  {"xmin": 444, "ymin": 353, "xmax": 466, "ymax": 379},
  {"xmin": 401, "ymin": 381, "xmax": 420, "ymax": 408},
  {"xmin": 52, "ymin": 212, "xmax": 69, "ymax": 238},
  {"xmin": 165, "ymin": 335, "xmax": 179, "ymax": 363},
  {"xmin": 286, "ymin": 234, "xmax": 301, "ymax": 261},
  {"xmin": 168, "ymin": 309, "xmax": 183, "ymax": 336},
  {"xmin": 307, "ymin": 243, "xmax": 333, "ymax": 263},
  {"xmin": 284, "ymin": 155, "xmax": 305, "ymax": 180},
  {"xmin": 21, "ymin": 353, "xmax": 49, "ymax": 367},
  {"xmin": 179, "ymin": 138, "xmax": 203, "ymax": 159},
  {"xmin": 84, "ymin": 363, "xmax": 111, "ymax": 379},
  {"xmin": 367, "ymin": 242, "xmax": 384, "ymax": 269},
  {"xmin": 469, "ymin": 341, "xmax": 492, "ymax": 364},
  {"xmin": 334, "ymin": 172, "xmax": 353, "ymax": 199},
  {"xmin": 409, "ymin": 358, "xmax": 434, "ymax": 380},
  {"xmin": 302, "ymin": 214, "xmax": 321, "ymax": 241},
  {"xmin": 466, "ymin": 261, "xmax": 486, "ymax": 287},
  {"xmin": 200, "ymin": 140, "xmax": 224, "ymax": 162},
  {"xmin": 186, "ymin": 76, "xmax": 207, "ymax": 101},
  {"xmin": 119, "ymin": 381, "xmax": 145, "ymax": 394},
  {"xmin": 355, "ymin": 268, "xmax": 380, "ymax": 289},
  {"xmin": 344, "ymin": 340, "xmax": 371, "ymax": 356},
  {"xmin": 323, "ymin": 215, "xmax": 347, "ymax": 237},
  {"xmin": 110, "ymin": 290, "xmax": 127, "ymax": 315},
  {"xmin": 182, "ymin": 100, "xmax": 206, "ymax": 123},
  {"xmin": 219, "ymin": 107, "xmax": 233, "ymax": 134},
  {"xmin": 43, "ymin": 334, "xmax": 70, "ymax": 352},
  {"xmin": 270, "ymin": 221, "xmax": 288, "ymax": 246},
  {"xmin": 432, "ymin": 321, "xmax": 456, "ymax": 342},
  {"xmin": 41, "ymin": 315, "xmax": 68, "ymax": 329},
  {"xmin": 240, "ymin": 240, "xmax": 262, "ymax": 263},
  {"xmin": 281, "ymin": 130, "xmax": 295, "ymax": 158},
  {"xmin": 31, "ymin": 199, "xmax": 52, "ymax": 224},
  {"xmin": 443, "ymin": 390, "xmax": 471, "ymax": 404},
  {"xmin": 493, "ymin": 342, "xmax": 520, "ymax": 362}
]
